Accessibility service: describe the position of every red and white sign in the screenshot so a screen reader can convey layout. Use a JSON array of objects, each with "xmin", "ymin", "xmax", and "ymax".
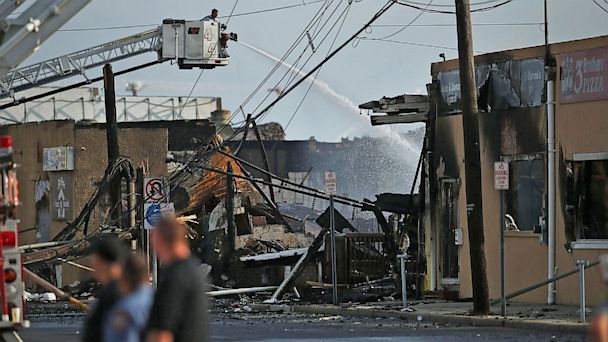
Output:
[
  {"xmin": 324, "ymin": 171, "xmax": 337, "ymax": 195},
  {"xmin": 494, "ymin": 162, "xmax": 509, "ymax": 191},
  {"xmin": 144, "ymin": 177, "xmax": 168, "ymax": 203},
  {"xmin": 560, "ymin": 47, "xmax": 608, "ymax": 103}
]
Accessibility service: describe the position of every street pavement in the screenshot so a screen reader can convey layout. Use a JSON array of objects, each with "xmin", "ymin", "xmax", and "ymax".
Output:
[{"xmin": 19, "ymin": 312, "xmax": 587, "ymax": 341}]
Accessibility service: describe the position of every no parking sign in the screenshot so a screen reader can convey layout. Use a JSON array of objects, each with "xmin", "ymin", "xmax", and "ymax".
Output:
[{"xmin": 144, "ymin": 177, "xmax": 168, "ymax": 203}]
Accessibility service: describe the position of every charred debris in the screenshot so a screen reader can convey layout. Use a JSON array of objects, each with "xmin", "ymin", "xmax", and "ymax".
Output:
[{"xmin": 21, "ymin": 117, "xmax": 424, "ymax": 306}]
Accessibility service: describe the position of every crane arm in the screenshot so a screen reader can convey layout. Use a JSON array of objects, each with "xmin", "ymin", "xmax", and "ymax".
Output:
[
  {"xmin": 0, "ymin": 27, "xmax": 162, "ymax": 99},
  {"xmin": 0, "ymin": 0, "xmax": 92, "ymax": 77}
]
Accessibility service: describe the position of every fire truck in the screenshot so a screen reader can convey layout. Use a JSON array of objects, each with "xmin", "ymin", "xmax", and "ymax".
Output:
[{"xmin": 0, "ymin": 136, "xmax": 27, "ymax": 340}]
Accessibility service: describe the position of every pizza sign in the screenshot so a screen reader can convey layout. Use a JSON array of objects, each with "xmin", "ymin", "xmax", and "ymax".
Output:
[{"xmin": 560, "ymin": 47, "xmax": 608, "ymax": 103}]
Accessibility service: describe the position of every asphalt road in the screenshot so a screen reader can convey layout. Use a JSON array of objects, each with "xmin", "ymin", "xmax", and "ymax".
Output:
[{"xmin": 19, "ymin": 313, "xmax": 587, "ymax": 342}]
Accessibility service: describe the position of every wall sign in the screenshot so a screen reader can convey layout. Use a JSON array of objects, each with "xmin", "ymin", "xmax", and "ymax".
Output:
[
  {"xmin": 560, "ymin": 47, "xmax": 608, "ymax": 103},
  {"xmin": 43, "ymin": 146, "xmax": 75, "ymax": 171},
  {"xmin": 49, "ymin": 172, "xmax": 73, "ymax": 221}
]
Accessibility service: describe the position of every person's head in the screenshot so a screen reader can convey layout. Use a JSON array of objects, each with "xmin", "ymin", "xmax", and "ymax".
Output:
[
  {"xmin": 89, "ymin": 237, "xmax": 126, "ymax": 285},
  {"xmin": 211, "ymin": 8, "xmax": 219, "ymax": 19},
  {"xmin": 151, "ymin": 217, "xmax": 190, "ymax": 264},
  {"xmin": 118, "ymin": 254, "xmax": 148, "ymax": 295}
]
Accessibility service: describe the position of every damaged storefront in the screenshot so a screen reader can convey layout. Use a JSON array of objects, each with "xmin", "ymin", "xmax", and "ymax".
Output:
[{"xmin": 428, "ymin": 35, "xmax": 608, "ymax": 305}]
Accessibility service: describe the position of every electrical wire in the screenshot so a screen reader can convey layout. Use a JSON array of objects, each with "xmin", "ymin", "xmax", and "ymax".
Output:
[
  {"xmin": 365, "ymin": 38, "xmax": 476, "ymax": 52},
  {"xmin": 395, "ymin": 0, "xmax": 515, "ymax": 14},
  {"xmin": 370, "ymin": 22, "xmax": 543, "ymax": 27},
  {"xmin": 592, "ymin": 0, "xmax": 608, "ymax": 14},
  {"xmin": 98, "ymin": 0, "xmax": 341, "ymax": 226},
  {"xmin": 55, "ymin": 0, "xmax": 328, "ymax": 33},
  {"xmin": 225, "ymin": 0, "xmax": 240, "ymax": 27},
  {"xmin": 373, "ymin": 0, "xmax": 432, "ymax": 40},
  {"xmin": 400, "ymin": 0, "xmax": 504, "ymax": 7},
  {"xmin": 270, "ymin": 0, "xmax": 354, "ymax": 148},
  {"xmin": 101, "ymin": 0, "xmax": 398, "ymax": 228}
]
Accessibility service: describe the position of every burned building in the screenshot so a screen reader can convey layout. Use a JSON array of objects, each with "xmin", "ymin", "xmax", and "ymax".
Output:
[
  {"xmin": 2, "ymin": 118, "xmax": 217, "ymax": 286},
  {"xmin": 425, "ymin": 35, "xmax": 608, "ymax": 306}
]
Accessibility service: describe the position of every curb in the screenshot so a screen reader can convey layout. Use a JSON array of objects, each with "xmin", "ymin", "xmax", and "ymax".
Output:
[{"xmin": 249, "ymin": 303, "xmax": 588, "ymax": 334}]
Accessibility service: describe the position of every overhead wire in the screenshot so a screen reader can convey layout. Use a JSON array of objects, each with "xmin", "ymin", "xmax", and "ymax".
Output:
[
  {"xmin": 270, "ymin": 0, "xmax": 354, "ymax": 147},
  {"xmin": 252, "ymin": 0, "xmax": 349, "ymax": 125},
  {"xmin": 592, "ymin": 0, "xmax": 608, "ymax": 14},
  {"xmin": 369, "ymin": 22, "xmax": 543, "ymax": 27},
  {"xmin": 103, "ymin": 0, "xmax": 399, "ymax": 228},
  {"xmin": 55, "ymin": 0, "xmax": 328, "ymax": 33},
  {"xmin": 394, "ymin": 0, "xmax": 515, "ymax": 14},
  {"xmin": 100, "ymin": 0, "xmax": 342, "ymax": 226}
]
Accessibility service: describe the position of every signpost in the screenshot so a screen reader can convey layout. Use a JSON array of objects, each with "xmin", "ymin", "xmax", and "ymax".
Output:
[
  {"xmin": 143, "ymin": 176, "xmax": 172, "ymax": 288},
  {"xmin": 494, "ymin": 161, "xmax": 509, "ymax": 317},
  {"xmin": 324, "ymin": 171, "xmax": 338, "ymax": 305}
]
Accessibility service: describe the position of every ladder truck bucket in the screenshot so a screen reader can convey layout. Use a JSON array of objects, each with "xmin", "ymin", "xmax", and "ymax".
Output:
[{"xmin": 161, "ymin": 19, "xmax": 232, "ymax": 69}]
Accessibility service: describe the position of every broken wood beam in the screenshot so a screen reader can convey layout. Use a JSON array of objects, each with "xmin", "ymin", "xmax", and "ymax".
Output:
[
  {"xmin": 251, "ymin": 118, "xmax": 277, "ymax": 205},
  {"xmin": 231, "ymin": 159, "xmax": 292, "ymax": 231},
  {"xmin": 207, "ymin": 286, "xmax": 278, "ymax": 298},
  {"xmin": 265, "ymin": 226, "xmax": 329, "ymax": 303},
  {"xmin": 23, "ymin": 268, "xmax": 89, "ymax": 311},
  {"xmin": 362, "ymin": 202, "xmax": 399, "ymax": 260}
]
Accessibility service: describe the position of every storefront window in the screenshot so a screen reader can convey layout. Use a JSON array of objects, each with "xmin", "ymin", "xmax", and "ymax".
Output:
[
  {"xmin": 505, "ymin": 159, "xmax": 544, "ymax": 231},
  {"xmin": 567, "ymin": 159, "xmax": 608, "ymax": 241}
]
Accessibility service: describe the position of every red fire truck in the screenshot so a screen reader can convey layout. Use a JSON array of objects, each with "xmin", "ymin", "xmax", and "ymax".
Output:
[{"xmin": 0, "ymin": 135, "xmax": 27, "ymax": 340}]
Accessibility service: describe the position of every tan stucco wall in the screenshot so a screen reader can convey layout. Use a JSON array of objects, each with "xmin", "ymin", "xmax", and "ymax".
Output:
[
  {"xmin": 0, "ymin": 121, "xmax": 77, "ymax": 245},
  {"xmin": 431, "ymin": 35, "xmax": 608, "ymax": 306},
  {"xmin": 1, "ymin": 120, "xmax": 169, "ymax": 286}
]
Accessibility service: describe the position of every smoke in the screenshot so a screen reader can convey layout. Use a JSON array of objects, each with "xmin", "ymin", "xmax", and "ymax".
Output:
[{"xmin": 239, "ymin": 41, "xmax": 420, "ymax": 160}]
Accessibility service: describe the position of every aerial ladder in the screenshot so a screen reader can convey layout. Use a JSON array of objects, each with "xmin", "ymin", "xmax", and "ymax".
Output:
[{"xmin": 0, "ymin": 18, "xmax": 237, "ymax": 101}]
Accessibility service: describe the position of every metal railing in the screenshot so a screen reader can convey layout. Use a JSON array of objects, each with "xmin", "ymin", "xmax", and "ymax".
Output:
[{"xmin": 490, "ymin": 259, "xmax": 599, "ymax": 323}]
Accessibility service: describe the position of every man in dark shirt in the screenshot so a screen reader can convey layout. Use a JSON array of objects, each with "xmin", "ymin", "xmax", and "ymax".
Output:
[
  {"xmin": 146, "ymin": 218, "xmax": 208, "ymax": 342},
  {"xmin": 83, "ymin": 237, "xmax": 126, "ymax": 342}
]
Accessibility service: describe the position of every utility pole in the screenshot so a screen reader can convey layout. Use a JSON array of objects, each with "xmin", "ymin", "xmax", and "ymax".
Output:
[
  {"xmin": 454, "ymin": 0, "xmax": 490, "ymax": 314},
  {"xmin": 225, "ymin": 162, "xmax": 236, "ymax": 257},
  {"xmin": 103, "ymin": 63, "xmax": 122, "ymax": 226},
  {"xmin": 544, "ymin": 0, "xmax": 557, "ymax": 305}
]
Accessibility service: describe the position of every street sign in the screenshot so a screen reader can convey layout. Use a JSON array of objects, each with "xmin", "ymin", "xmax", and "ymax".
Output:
[
  {"xmin": 144, "ymin": 177, "xmax": 168, "ymax": 203},
  {"xmin": 50, "ymin": 172, "xmax": 73, "ymax": 221},
  {"xmin": 144, "ymin": 203, "xmax": 161, "ymax": 230},
  {"xmin": 494, "ymin": 161, "xmax": 509, "ymax": 190},
  {"xmin": 144, "ymin": 202, "xmax": 176, "ymax": 230},
  {"xmin": 324, "ymin": 171, "xmax": 337, "ymax": 195},
  {"xmin": 43, "ymin": 146, "xmax": 75, "ymax": 171}
]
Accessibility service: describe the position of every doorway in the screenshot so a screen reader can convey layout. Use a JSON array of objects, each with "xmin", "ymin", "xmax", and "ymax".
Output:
[{"xmin": 439, "ymin": 178, "xmax": 460, "ymax": 286}]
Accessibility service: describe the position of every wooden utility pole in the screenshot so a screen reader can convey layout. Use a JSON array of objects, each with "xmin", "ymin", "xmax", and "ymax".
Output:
[
  {"xmin": 103, "ymin": 64, "xmax": 122, "ymax": 226},
  {"xmin": 225, "ymin": 162, "xmax": 236, "ymax": 255},
  {"xmin": 454, "ymin": 0, "xmax": 490, "ymax": 314}
]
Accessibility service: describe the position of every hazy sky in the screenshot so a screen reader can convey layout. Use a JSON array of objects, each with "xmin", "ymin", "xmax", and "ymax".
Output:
[{"xmin": 17, "ymin": 0, "xmax": 608, "ymax": 141}]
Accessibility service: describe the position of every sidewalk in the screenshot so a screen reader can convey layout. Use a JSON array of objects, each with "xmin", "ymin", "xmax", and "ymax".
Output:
[{"xmin": 250, "ymin": 300, "xmax": 589, "ymax": 334}]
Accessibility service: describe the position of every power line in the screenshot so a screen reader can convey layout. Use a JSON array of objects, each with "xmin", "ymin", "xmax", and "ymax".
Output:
[
  {"xmin": 272, "ymin": 0, "xmax": 354, "ymax": 150},
  {"xmin": 375, "ymin": 0, "xmax": 432, "ymax": 40},
  {"xmin": 99, "ymin": 1, "xmax": 340, "ymax": 226},
  {"xmin": 399, "ymin": 0, "xmax": 504, "ymax": 7},
  {"xmin": 55, "ymin": 0, "xmax": 328, "ymax": 32},
  {"xmin": 370, "ymin": 22, "xmax": 543, "ymax": 27},
  {"xmin": 365, "ymin": 38, "xmax": 481, "ymax": 52},
  {"xmin": 395, "ymin": 0, "xmax": 515, "ymax": 14},
  {"xmin": 100, "ymin": 0, "xmax": 398, "ymax": 228},
  {"xmin": 592, "ymin": 0, "xmax": 608, "ymax": 14}
]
